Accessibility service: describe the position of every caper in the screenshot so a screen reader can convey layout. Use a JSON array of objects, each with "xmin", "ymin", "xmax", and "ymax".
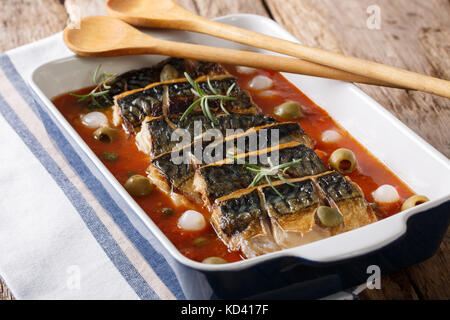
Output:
[
  {"xmin": 193, "ymin": 237, "xmax": 209, "ymax": 247},
  {"xmin": 328, "ymin": 148, "xmax": 357, "ymax": 174},
  {"xmin": 202, "ymin": 257, "xmax": 228, "ymax": 264},
  {"xmin": 316, "ymin": 206, "xmax": 343, "ymax": 228},
  {"xmin": 100, "ymin": 151, "xmax": 119, "ymax": 163},
  {"xmin": 124, "ymin": 174, "xmax": 153, "ymax": 197},
  {"xmin": 274, "ymin": 101, "xmax": 304, "ymax": 120},
  {"xmin": 160, "ymin": 64, "xmax": 179, "ymax": 82},
  {"xmin": 160, "ymin": 207, "xmax": 174, "ymax": 216},
  {"xmin": 93, "ymin": 126, "xmax": 118, "ymax": 143},
  {"xmin": 401, "ymin": 195, "xmax": 429, "ymax": 211}
]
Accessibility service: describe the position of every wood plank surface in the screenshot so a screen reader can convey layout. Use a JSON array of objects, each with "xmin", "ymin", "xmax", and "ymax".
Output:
[{"xmin": 0, "ymin": 0, "xmax": 448, "ymax": 300}]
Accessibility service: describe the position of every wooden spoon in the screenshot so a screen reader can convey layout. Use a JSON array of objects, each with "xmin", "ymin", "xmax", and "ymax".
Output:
[
  {"xmin": 63, "ymin": 16, "xmax": 395, "ymax": 87},
  {"xmin": 106, "ymin": 0, "xmax": 450, "ymax": 98}
]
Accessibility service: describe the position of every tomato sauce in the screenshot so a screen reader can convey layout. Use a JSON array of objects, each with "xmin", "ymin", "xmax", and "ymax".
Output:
[{"xmin": 52, "ymin": 67, "xmax": 414, "ymax": 263}]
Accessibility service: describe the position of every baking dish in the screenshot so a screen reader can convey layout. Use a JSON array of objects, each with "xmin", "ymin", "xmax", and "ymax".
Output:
[{"xmin": 29, "ymin": 14, "xmax": 450, "ymax": 299}]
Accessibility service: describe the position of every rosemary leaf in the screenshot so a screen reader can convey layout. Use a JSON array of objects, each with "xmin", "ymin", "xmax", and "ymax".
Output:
[
  {"xmin": 180, "ymin": 72, "xmax": 236, "ymax": 125},
  {"xmin": 233, "ymin": 156, "xmax": 303, "ymax": 199},
  {"xmin": 70, "ymin": 64, "xmax": 117, "ymax": 110}
]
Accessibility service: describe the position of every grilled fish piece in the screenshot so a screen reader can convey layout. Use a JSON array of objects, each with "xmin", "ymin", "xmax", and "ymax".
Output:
[
  {"xmin": 109, "ymin": 58, "xmax": 228, "ymax": 98},
  {"xmin": 314, "ymin": 171, "xmax": 377, "ymax": 234},
  {"xmin": 194, "ymin": 142, "xmax": 326, "ymax": 207},
  {"xmin": 136, "ymin": 113, "xmax": 277, "ymax": 157},
  {"xmin": 259, "ymin": 178, "xmax": 331, "ymax": 248},
  {"xmin": 164, "ymin": 75, "xmax": 258, "ymax": 115},
  {"xmin": 213, "ymin": 172, "xmax": 377, "ymax": 257},
  {"xmin": 114, "ymin": 75, "xmax": 259, "ymax": 133},
  {"xmin": 145, "ymin": 121, "xmax": 308, "ymax": 205},
  {"xmin": 212, "ymin": 188, "xmax": 280, "ymax": 258},
  {"xmin": 147, "ymin": 149, "xmax": 201, "ymax": 205},
  {"xmin": 204, "ymin": 121, "xmax": 313, "ymax": 159}
]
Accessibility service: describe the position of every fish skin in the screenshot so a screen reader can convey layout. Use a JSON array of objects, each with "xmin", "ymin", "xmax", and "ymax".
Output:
[
  {"xmin": 259, "ymin": 178, "xmax": 330, "ymax": 248},
  {"xmin": 314, "ymin": 171, "xmax": 377, "ymax": 233},
  {"xmin": 315, "ymin": 171, "xmax": 361, "ymax": 201},
  {"xmin": 109, "ymin": 58, "xmax": 228, "ymax": 98},
  {"xmin": 196, "ymin": 163, "xmax": 257, "ymax": 204},
  {"xmin": 165, "ymin": 76, "xmax": 257, "ymax": 115},
  {"xmin": 115, "ymin": 75, "xmax": 258, "ymax": 133},
  {"xmin": 194, "ymin": 142, "xmax": 327, "ymax": 206},
  {"xmin": 137, "ymin": 113, "xmax": 277, "ymax": 158},
  {"xmin": 151, "ymin": 151, "xmax": 194, "ymax": 189},
  {"xmin": 212, "ymin": 172, "xmax": 377, "ymax": 257},
  {"xmin": 212, "ymin": 188, "xmax": 280, "ymax": 257},
  {"xmin": 261, "ymin": 179, "xmax": 320, "ymax": 218},
  {"xmin": 145, "ymin": 121, "xmax": 310, "ymax": 204},
  {"xmin": 216, "ymin": 188, "xmax": 264, "ymax": 237},
  {"xmin": 204, "ymin": 121, "xmax": 313, "ymax": 157}
]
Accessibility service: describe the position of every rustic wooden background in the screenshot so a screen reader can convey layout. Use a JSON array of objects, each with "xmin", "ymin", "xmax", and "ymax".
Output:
[{"xmin": 0, "ymin": 0, "xmax": 448, "ymax": 300}]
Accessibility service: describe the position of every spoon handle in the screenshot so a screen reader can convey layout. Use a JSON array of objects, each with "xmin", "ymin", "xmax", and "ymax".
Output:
[
  {"xmin": 153, "ymin": 39, "xmax": 395, "ymax": 87},
  {"xmin": 186, "ymin": 17, "xmax": 450, "ymax": 98}
]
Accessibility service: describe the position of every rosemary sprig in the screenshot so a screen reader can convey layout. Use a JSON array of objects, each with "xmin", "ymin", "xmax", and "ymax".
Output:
[
  {"xmin": 179, "ymin": 72, "xmax": 236, "ymax": 125},
  {"xmin": 232, "ymin": 157, "xmax": 302, "ymax": 199},
  {"xmin": 70, "ymin": 64, "xmax": 117, "ymax": 109}
]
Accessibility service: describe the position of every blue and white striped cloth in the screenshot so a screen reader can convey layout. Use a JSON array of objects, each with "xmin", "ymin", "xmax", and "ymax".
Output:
[
  {"xmin": 0, "ymin": 33, "xmax": 187, "ymax": 300},
  {"xmin": 0, "ymin": 33, "xmax": 364, "ymax": 300}
]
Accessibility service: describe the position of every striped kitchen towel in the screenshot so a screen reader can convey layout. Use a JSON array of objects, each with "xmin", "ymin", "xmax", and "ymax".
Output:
[{"xmin": 0, "ymin": 33, "xmax": 186, "ymax": 300}]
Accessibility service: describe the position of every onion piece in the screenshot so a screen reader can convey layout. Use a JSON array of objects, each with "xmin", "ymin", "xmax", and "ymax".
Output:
[
  {"xmin": 236, "ymin": 66, "xmax": 257, "ymax": 75},
  {"xmin": 372, "ymin": 185, "xmax": 400, "ymax": 204},
  {"xmin": 81, "ymin": 111, "xmax": 108, "ymax": 129},
  {"xmin": 258, "ymin": 90, "xmax": 279, "ymax": 97},
  {"xmin": 248, "ymin": 75, "xmax": 273, "ymax": 90},
  {"xmin": 177, "ymin": 210, "xmax": 206, "ymax": 231},
  {"xmin": 321, "ymin": 130, "xmax": 342, "ymax": 143}
]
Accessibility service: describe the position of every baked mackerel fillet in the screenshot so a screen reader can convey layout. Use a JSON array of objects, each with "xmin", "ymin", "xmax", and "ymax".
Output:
[
  {"xmin": 146, "ymin": 121, "xmax": 312, "ymax": 204},
  {"xmin": 109, "ymin": 58, "xmax": 228, "ymax": 101},
  {"xmin": 315, "ymin": 171, "xmax": 377, "ymax": 233},
  {"xmin": 114, "ymin": 75, "xmax": 259, "ymax": 133},
  {"xmin": 212, "ymin": 172, "xmax": 377, "ymax": 257},
  {"xmin": 212, "ymin": 188, "xmax": 280, "ymax": 258},
  {"xmin": 136, "ymin": 113, "xmax": 278, "ymax": 158},
  {"xmin": 259, "ymin": 177, "xmax": 330, "ymax": 249},
  {"xmin": 194, "ymin": 142, "xmax": 326, "ymax": 207}
]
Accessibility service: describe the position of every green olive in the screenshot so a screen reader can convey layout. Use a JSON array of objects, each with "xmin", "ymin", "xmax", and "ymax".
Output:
[
  {"xmin": 193, "ymin": 237, "xmax": 209, "ymax": 247},
  {"xmin": 100, "ymin": 151, "xmax": 119, "ymax": 163},
  {"xmin": 160, "ymin": 207, "xmax": 174, "ymax": 216},
  {"xmin": 160, "ymin": 64, "xmax": 179, "ymax": 82},
  {"xmin": 401, "ymin": 195, "xmax": 429, "ymax": 211},
  {"xmin": 328, "ymin": 148, "xmax": 357, "ymax": 174},
  {"xmin": 202, "ymin": 257, "xmax": 228, "ymax": 264},
  {"xmin": 124, "ymin": 174, "xmax": 153, "ymax": 197},
  {"xmin": 316, "ymin": 206, "xmax": 343, "ymax": 228},
  {"xmin": 93, "ymin": 126, "xmax": 118, "ymax": 143},
  {"xmin": 274, "ymin": 101, "xmax": 303, "ymax": 120}
]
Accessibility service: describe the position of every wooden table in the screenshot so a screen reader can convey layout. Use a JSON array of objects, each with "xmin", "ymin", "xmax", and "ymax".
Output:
[{"xmin": 0, "ymin": 0, "xmax": 448, "ymax": 300}]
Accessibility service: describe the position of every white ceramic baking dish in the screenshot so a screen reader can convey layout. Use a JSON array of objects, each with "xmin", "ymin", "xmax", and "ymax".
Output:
[{"xmin": 28, "ymin": 14, "xmax": 450, "ymax": 299}]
